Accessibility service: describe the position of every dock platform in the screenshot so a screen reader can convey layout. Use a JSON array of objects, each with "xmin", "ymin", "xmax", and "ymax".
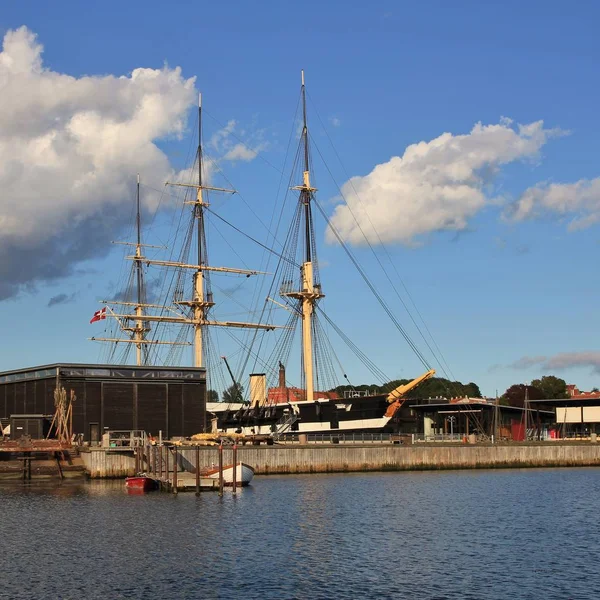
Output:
[{"xmin": 153, "ymin": 472, "xmax": 219, "ymax": 493}]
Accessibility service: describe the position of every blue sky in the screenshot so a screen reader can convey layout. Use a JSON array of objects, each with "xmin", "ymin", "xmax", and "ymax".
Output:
[{"xmin": 0, "ymin": 0, "xmax": 599, "ymax": 397}]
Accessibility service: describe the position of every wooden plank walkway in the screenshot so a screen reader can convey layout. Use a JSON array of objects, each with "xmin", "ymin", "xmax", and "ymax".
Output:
[{"xmin": 154, "ymin": 471, "xmax": 219, "ymax": 493}]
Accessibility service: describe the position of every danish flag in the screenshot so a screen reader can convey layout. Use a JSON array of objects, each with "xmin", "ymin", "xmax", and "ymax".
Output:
[{"xmin": 90, "ymin": 307, "xmax": 107, "ymax": 324}]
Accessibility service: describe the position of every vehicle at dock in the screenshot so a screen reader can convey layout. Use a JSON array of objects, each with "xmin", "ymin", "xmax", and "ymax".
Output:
[
  {"xmin": 202, "ymin": 462, "xmax": 254, "ymax": 486},
  {"xmin": 208, "ymin": 366, "xmax": 435, "ymax": 437},
  {"xmin": 125, "ymin": 475, "xmax": 158, "ymax": 492}
]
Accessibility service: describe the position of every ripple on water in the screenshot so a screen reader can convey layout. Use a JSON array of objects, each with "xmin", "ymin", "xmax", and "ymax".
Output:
[{"xmin": 1, "ymin": 468, "xmax": 600, "ymax": 599}]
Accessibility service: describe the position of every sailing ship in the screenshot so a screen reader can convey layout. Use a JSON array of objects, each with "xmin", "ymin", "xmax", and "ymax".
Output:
[{"xmin": 92, "ymin": 73, "xmax": 437, "ymax": 438}]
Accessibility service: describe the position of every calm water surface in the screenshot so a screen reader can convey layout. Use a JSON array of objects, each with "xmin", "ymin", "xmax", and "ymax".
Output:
[{"xmin": 2, "ymin": 468, "xmax": 600, "ymax": 599}]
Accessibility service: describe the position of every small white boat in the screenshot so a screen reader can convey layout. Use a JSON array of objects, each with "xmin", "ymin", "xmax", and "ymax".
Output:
[{"xmin": 203, "ymin": 462, "xmax": 254, "ymax": 486}]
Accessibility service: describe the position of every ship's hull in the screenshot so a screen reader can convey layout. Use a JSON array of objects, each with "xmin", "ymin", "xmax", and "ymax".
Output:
[{"xmin": 210, "ymin": 394, "xmax": 410, "ymax": 437}]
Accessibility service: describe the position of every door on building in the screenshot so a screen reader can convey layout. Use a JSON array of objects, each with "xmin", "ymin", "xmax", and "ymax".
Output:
[{"xmin": 89, "ymin": 422, "xmax": 100, "ymax": 445}]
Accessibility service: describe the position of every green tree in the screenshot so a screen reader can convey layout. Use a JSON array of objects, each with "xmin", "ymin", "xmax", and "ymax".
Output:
[
  {"xmin": 503, "ymin": 384, "xmax": 544, "ymax": 407},
  {"xmin": 207, "ymin": 389, "xmax": 219, "ymax": 402},
  {"xmin": 331, "ymin": 377, "xmax": 483, "ymax": 400},
  {"xmin": 464, "ymin": 382, "xmax": 482, "ymax": 398},
  {"xmin": 222, "ymin": 383, "xmax": 244, "ymax": 403},
  {"xmin": 531, "ymin": 375, "xmax": 568, "ymax": 399}
]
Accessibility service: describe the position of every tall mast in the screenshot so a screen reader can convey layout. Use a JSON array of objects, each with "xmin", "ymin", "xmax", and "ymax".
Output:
[
  {"xmin": 162, "ymin": 92, "xmax": 278, "ymax": 369},
  {"xmin": 296, "ymin": 70, "xmax": 322, "ymax": 401},
  {"xmin": 93, "ymin": 93, "xmax": 280, "ymax": 369},
  {"xmin": 134, "ymin": 173, "xmax": 145, "ymax": 366},
  {"xmin": 193, "ymin": 93, "xmax": 210, "ymax": 368}
]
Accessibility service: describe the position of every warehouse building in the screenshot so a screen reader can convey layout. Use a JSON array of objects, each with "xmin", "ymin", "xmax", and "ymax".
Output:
[{"xmin": 0, "ymin": 363, "xmax": 206, "ymax": 442}]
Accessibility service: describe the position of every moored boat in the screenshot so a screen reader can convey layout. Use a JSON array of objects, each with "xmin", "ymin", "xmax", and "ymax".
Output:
[
  {"xmin": 125, "ymin": 475, "xmax": 158, "ymax": 492},
  {"xmin": 202, "ymin": 462, "xmax": 254, "ymax": 486}
]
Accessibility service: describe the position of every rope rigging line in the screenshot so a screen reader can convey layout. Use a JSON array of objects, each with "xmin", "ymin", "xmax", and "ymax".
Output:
[
  {"xmin": 307, "ymin": 92, "xmax": 459, "ymax": 389},
  {"xmin": 316, "ymin": 306, "xmax": 389, "ymax": 385},
  {"xmin": 312, "ymin": 196, "xmax": 432, "ymax": 372}
]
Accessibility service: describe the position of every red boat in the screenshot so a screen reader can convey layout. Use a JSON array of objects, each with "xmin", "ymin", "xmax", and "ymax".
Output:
[{"xmin": 125, "ymin": 475, "xmax": 158, "ymax": 492}]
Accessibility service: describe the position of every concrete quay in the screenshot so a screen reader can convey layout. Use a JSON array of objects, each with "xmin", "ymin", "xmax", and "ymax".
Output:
[{"xmin": 79, "ymin": 442, "xmax": 600, "ymax": 478}]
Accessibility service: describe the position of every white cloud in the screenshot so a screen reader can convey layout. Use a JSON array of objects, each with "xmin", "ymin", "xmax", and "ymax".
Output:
[
  {"xmin": 329, "ymin": 116, "xmax": 341, "ymax": 127},
  {"xmin": 509, "ymin": 352, "xmax": 600, "ymax": 375},
  {"xmin": 507, "ymin": 177, "xmax": 600, "ymax": 231},
  {"xmin": 208, "ymin": 119, "xmax": 267, "ymax": 163},
  {"xmin": 222, "ymin": 143, "xmax": 258, "ymax": 162},
  {"xmin": 210, "ymin": 119, "xmax": 236, "ymax": 151},
  {"xmin": 327, "ymin": 119, "xmax": 564, "ymax": 246},
  {"xmin": 0, "ymin": 26, "xmax": 196, "ymax": 299}
]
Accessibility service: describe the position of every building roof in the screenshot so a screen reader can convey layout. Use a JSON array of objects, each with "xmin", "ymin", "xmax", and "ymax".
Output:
[
  {"xmin": 0, "ymin": 362, "xmax": 206, "ymax": 384},
  {"xmin": 529, "ymin": 397, "xmax": 600, "ymax": 408},
  {"xmin": 409, "ymin": 402, "xmax": 554, "ymax": 416}
]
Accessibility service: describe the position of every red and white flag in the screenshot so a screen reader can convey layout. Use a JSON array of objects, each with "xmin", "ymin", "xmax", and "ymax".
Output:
[{"xmin": 90, "ymin": 307, "xmax": 107, "ymax": 324}]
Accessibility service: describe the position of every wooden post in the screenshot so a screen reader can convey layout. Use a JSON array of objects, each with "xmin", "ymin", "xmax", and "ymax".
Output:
[
  {"xmin": 152, "ymin": 446, "xmax": 157, "ymax": 475},
  {"xmin": 195, "ymin": 446, "xmax": 200, "ymax": 496},
  {"xmin": 232, "ymin": 444, "xmax": 238, "ymax": 494},
  {"xmin": 55, "ymin": 452, "xmax": 64, "ymax": 480},
  {"xmin": 172, "ymin": 447, "xmax": 178, "ymax": 494},
  {"xmin": 218, "ymin": 444, "xmax": 224, "ymax": 497}
]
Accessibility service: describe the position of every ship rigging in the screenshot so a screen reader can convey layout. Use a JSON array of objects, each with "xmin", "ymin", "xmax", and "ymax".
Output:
[{"xmin": 90, "ymin": 71, "xmax": 462, "ymax": 436}]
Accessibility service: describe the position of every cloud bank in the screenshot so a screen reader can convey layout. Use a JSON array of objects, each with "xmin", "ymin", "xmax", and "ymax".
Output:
[
  {"xmin": 509, "ymin": 352, "xmax": 600, "ymax": 375},
  {"xmin": 0, "ymin": 26, "xmax": 196, "ymax": 300},
  {"xmin": 327, "ymin": 118, "xmax": 563, "ymax": 246},
  {"xmin": 507, "ymin": 177, "xmax": 600, "ymax": 231},
  {"xmin": 47, "ymin": 292, "xmax": 77, "ymax": 307}
]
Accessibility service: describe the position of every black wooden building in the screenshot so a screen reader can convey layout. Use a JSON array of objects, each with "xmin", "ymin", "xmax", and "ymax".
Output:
[{"xmin": 0, "ymin": 363, "xmax": 206, "ymax": 442}]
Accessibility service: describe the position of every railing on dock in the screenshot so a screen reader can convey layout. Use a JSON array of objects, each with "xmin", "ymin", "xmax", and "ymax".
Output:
[
  {"xmin": 103, "ymin": 430, "xmax": 148, "ymax": 449},
  {"xmin": 276, "ymin": 432, "xmax": 412, "ymax": 445},
  {"xmin": 413, "ymin": 433, "xmax": 466, "ymax": 443}
]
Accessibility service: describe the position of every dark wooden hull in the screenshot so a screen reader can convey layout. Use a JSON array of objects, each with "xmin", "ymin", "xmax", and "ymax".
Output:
[{"xmin": 211, "ymin": 395, "xmax": 417, "ymax": 436}]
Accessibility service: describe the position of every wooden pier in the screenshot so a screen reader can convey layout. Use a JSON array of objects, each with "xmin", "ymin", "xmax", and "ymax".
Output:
[
  {"xmin": 0, "ymin": 439, "xmax": 86, "ymax": 481},
  {"xmin": 132, "ymin": 444, "xmax": 241, "ymax": 495}
]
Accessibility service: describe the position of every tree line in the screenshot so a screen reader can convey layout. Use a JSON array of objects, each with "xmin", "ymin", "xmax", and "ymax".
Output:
[
  {"xmin": 332, "ymin": 377, "xmax": 481, "ymax": 400},
  {"xmin": 209, "ymin": 375, "xmax": 577, "ymax": 407},
  {"xmin": 501, "ymin": 375, "xmax": 570, "ymax": 407}
]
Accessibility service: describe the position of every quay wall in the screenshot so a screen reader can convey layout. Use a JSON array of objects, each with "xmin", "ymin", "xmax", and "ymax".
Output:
[
  {"xmin": 81, "ymin": 444, "xmax": 600, "ymax": 478},
  {"xmin": 80, "ymin": 449, "xmax": 137, "ymax": 478}
]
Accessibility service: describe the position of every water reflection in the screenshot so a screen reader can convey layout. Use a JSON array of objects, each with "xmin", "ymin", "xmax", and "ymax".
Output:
[{"xmin": 1, "ymin": 469, "xmax": 600, "ymax": 599}]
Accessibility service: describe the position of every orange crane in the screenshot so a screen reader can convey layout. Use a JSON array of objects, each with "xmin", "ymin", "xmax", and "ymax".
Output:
[{"xmin": 384, "ymin": 369, "xmax": 436, "ymax": 417}]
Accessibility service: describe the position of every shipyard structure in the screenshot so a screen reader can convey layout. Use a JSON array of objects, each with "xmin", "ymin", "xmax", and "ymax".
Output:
[{"xmin": 0, "ymin": 363, "xmax": 207, "ymax": 442}]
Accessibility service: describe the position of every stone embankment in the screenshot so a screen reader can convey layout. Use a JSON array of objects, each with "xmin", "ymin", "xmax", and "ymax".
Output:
[{"xmin": 79, "ymin": 443, "xmax": 600, "ymax": 478}]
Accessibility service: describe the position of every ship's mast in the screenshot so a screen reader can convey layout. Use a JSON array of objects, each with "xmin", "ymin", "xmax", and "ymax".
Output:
[
  {"xmin": 164, "ymin": 93, "xmax": 278, "ymax": 368},
  {"xmin": 192, "ymin": 93, "xmax": 211, "ymax": 368},
  {"xmin": 92, "ymin": 94, "xmax": 279, "ymax": 368},
  {"xmin": 293, "ymin": 70, "xmax": 323, "ymax": 402},
  {"xmin": 133, "ymin": 173, "xmax": 146, "ymax": 366}
]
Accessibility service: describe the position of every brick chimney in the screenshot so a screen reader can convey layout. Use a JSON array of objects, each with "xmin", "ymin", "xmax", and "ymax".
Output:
[{"xmin": 278, "ymin": 361, "xmax": 286, "ymax": 389}]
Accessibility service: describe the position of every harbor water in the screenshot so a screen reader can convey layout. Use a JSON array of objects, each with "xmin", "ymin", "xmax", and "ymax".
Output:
[{"xmin": 2, "ymin": 468, "xmax": 600, "ymax": 599}]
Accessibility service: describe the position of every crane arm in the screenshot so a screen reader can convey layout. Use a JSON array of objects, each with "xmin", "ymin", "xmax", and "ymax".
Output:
[
  {"xmin": 386, "ymin": 369, "xmax": 436, "ymax": 403},
  {"xmin": 384, "ymin": 368, "xmax": 436, "ymax": 419},
  {"xmin": 221, "ymin": 356, "xmax": 245, "ymax": 404}
]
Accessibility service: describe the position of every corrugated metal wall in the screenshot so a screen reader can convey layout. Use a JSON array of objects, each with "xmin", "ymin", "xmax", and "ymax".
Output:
[{"xmin": 0, "ymin": 376, "xmax": 206, "ymax": 440}]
